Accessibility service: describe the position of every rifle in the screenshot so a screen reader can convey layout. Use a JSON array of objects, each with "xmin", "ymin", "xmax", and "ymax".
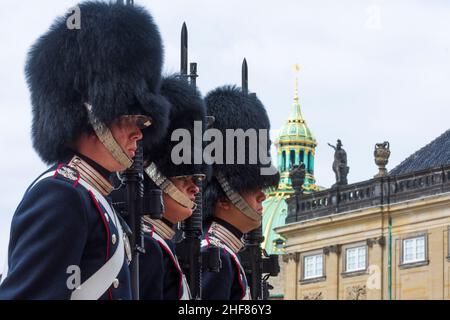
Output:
[
  {"xmin": 238, "ymin": 58, "xmax": 280, "ymax": 300},
  {"xmin": 107, "ymin": 0, "xmax": 142, "ymax": 301},
  {"xmin": 175, "ymin": 22, "xmax": 203, "ymax": 300},
  {"xmin": 121, "ymin": 141, "xmax": 144, "ymax": 300},
  {"xmin": 176, "ymin": 176, "xmax": 203, "ymax": 299},
  {"xmin": 239, "ymin": 226, "xmax": 280, "ymax": 299}
]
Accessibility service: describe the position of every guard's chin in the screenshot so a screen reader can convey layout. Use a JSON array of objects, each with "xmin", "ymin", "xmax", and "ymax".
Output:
[{"xmin": 174, "ymin": 207, "xmax": 193, "ymax": 223}]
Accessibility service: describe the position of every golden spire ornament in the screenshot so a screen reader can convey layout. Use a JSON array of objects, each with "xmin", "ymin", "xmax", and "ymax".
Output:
[{"xmin": 293, "ymin": 64, "xmax": 300, "ymax": 102}]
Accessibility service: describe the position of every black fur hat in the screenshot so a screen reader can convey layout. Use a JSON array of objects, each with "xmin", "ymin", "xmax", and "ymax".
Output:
[
  {"xmin": 27, "ymin": 1, "xmax": 170, "ymax": 164},
  {"xmin": 203, "ymin": 85, "xmax": 280, "ymax": 218},
  {"xmin": 145, "ymin": 74, "xmax": 207, "ymax": 177}
]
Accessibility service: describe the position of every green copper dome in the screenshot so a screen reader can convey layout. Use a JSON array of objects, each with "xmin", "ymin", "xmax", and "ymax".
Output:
[
  {"xmin": 262, "ymin": 192, "xmax": 290, "ymax": 254},
  {"xmin": 277, "ymin": 102, "xmax": 316, "ymax": 145},
  {"xmin": 276, "ymin": 80, "xmax": 316, "ymax": 146}
]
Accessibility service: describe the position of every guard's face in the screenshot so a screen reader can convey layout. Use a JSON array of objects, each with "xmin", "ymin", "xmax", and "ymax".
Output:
[
  {"xmin": 108, "ymin": 116, "xmax": 144, "ymax": 170},
  {"xmin": 163, "ymin": 176, "xmax": 200, "ymax": 224},
  {"xmin": 239, "ymin": 188, "xmax": 267, "ymax": 231},
  {"xmin": 217, "ymin": 188, "xmax": 267, "ymax": 233},
  {"xmin": 241, "ymin": 188, "xmax": 267, "ymax": 215}
]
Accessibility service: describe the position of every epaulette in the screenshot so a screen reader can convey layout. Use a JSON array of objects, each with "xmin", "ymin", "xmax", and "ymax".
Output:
[{"xmin": 54, "ymin": 164, "xmax": 81, "ymax": 187}]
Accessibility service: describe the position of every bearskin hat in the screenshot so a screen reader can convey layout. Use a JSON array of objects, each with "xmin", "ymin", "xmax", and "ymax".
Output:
[
  {"xmin": 145, "ymin": 74, "xmax": 207, "ymax": 178},
  {"xmin": 26, "ymin": 1, "xmax": 170, "ymax": 164},
  {"xmin": 203, "ymin": 85, "xmax": 280, "ymax": 218}
]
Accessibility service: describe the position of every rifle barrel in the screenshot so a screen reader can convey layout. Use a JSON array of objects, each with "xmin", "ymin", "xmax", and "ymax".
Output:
[
  {"xmin": 242, "ymin": 58, "xmax": 248, "ymax": 94},
  {"xmin": 181, "ymin": 23, "xmax": 188, "ymax": 78},
  {"xmin": 123, "ymin": 142, "xmax": 144, "ymax": 300}
]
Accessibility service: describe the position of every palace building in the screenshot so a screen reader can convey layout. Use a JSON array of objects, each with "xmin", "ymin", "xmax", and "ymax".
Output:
[{"xmin": 276, "ymin": 129, "xmax": 450, "ymax": 300}]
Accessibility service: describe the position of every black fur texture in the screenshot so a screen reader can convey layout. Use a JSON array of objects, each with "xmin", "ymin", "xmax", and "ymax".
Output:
[
  {"xmin": 145, "ymin": 74, "xmax": 207, "ymax": 177},
  {"xmin": 27, "ymin": 1, "xmax": 170, "ymax": 164},
  {"xmin": 203, "ymin": 85, "xmax": 280, "ymax": 219}
]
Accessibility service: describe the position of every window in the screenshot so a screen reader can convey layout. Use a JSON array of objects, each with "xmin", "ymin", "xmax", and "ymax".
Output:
[
  {"xmin": 345, "ymin": 246, "xmax": 367, "ymax": 272},
  {"xmin": 303, "ymin": 254, "xmax": 323, "ymax": 279},
  {"xmin": 403, "ymin": 236, "xmax": 426, "ymax": 264},
  {"xmin": 290, "ymin": 150, "xmax": 296, "ymax": 169},
  {"xmin": 300, "ymin": 150, "xmax": 305, "ymax": 166}
]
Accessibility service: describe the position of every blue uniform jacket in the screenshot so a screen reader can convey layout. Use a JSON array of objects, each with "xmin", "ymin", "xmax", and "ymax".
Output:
[
  {"xmin": 201, "ymin": 219, "xmax": 247, "ymax": 300},
  {"xmin": 0, "ymin": 158, "xmax": 131, "ymax": 300},
  {"xmin": 139, "ymin": 225, "xmax": 182, "ymax": 300},
  {"xmin": 201, "ymin": 246, "xmax": 246, "ymax": 300}
]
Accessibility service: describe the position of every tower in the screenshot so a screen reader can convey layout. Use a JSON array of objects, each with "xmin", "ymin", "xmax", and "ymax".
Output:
[
  {"xmin": 263, "ymin": 65, "xmax": 320, "ymax": 256},
  {"xmin": 275, "ymin": 64, "xmax": 319, "ymax": 192}
]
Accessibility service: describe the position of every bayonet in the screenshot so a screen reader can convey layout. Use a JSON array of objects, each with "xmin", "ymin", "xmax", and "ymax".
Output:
[
  {"xmin": 242, "ymin": 58, "xmax": 248, "ymax": 94},
  {"xmin": 181, "ymin": 22, "xmax": 188, "ymax": 80}
]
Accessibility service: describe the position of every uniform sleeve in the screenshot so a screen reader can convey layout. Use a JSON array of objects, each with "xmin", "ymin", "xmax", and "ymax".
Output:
[
  {"xmin": 201, "ymin": 248, "xmax": 236, "ymax": 300},
  {"xmin": 0, "ymin": 178, "xmax": 89, "ymax": 299},
  {"xmin": 139, "ymin": 234, "xmax": 165, "ymax": 300}
]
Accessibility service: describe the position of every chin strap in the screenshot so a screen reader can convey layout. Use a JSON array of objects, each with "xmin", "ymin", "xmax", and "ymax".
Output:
[
  {"xmin": 144, "ymin": 162, "xmax": 197, "ymax": 210},
  {"xmin": 84, "ymin": 103, "xmax": 133, "ymax": 169},
  {"xmin": 215, "ymin": 172, "xmax": 262, "ymax": 222}
]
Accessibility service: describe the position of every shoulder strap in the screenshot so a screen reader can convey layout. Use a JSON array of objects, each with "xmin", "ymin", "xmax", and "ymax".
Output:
[
  {"xmin": 201, "ymin": 237, "xmax": 251, "ymax": 300},
  {"xmin": 71, "ymin": 179, "xmax": 124, "ymax": 300}
]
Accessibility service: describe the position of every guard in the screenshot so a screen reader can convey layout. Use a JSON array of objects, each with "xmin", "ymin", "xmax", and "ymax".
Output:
[
  {"xmin": 0, "ymin": 1, "xmax": 170, "ymax": 300},
  {"xmin": 201, "ymin": 86, "xmax": 279, "ymax": 300}
]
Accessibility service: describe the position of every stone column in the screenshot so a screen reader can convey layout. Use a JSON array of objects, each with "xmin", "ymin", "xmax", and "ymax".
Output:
[
  {"xmin": 323, "ymin": 245, "xmax": 340, "ymax": 300},
  {"xmin": 429, "ymin": 228, "xmax": 444, "ymax": 299},
  {"xmin": 366, "ymin": 237, "xmax": 384, "ymax": 299},
  {"xmin": 282, "ymin": 253, "xmax": 299, "ymax": 300}
]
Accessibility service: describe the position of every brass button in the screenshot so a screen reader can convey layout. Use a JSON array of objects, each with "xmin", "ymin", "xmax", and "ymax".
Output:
[
  {"xmin": 113, "ymin": 278, "xmax": 119, "ymax": 289},
  {"xmin": 111, "ymin": 234, "xmax": 117, "ymax": 245}
]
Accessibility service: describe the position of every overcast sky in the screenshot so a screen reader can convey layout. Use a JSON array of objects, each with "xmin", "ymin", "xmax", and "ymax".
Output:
[{"xmin": 1, "ymin": 0, "xmax": 449, "ymax": 271}]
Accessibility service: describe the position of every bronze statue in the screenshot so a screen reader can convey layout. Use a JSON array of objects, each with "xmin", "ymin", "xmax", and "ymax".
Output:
[
  {"xmin": 289, "ymin": 161, "xmax": 306, "ymax": 195},
  {"xmin": 374, "ymin": 141, "xmax": 390, "ymax": 178},
  {"xmin": 328, "ymin": 139, "xmax": 349, "ymax": 187}
]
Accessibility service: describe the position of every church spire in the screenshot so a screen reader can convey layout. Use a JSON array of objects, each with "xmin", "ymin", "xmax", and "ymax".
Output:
[
  {"xmin": 262, "ymin": 63, "xmax": 320, "ymax": 256},
  {"xmin": 274, "ymin": 63, "xmax": 318, "ymax": 192},
  {"xmin": 294, "ymin": 64, "xmax": 300, "ymax": 103},
  {"xmin": 290, "ymin": 64, "xmax": 304, "ymax": 122}
]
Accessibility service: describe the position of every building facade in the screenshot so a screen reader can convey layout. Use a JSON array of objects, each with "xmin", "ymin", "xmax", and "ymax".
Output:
[{"xmin": 276, "ymin": 130, "xmax": 450, "ymax": 300}]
